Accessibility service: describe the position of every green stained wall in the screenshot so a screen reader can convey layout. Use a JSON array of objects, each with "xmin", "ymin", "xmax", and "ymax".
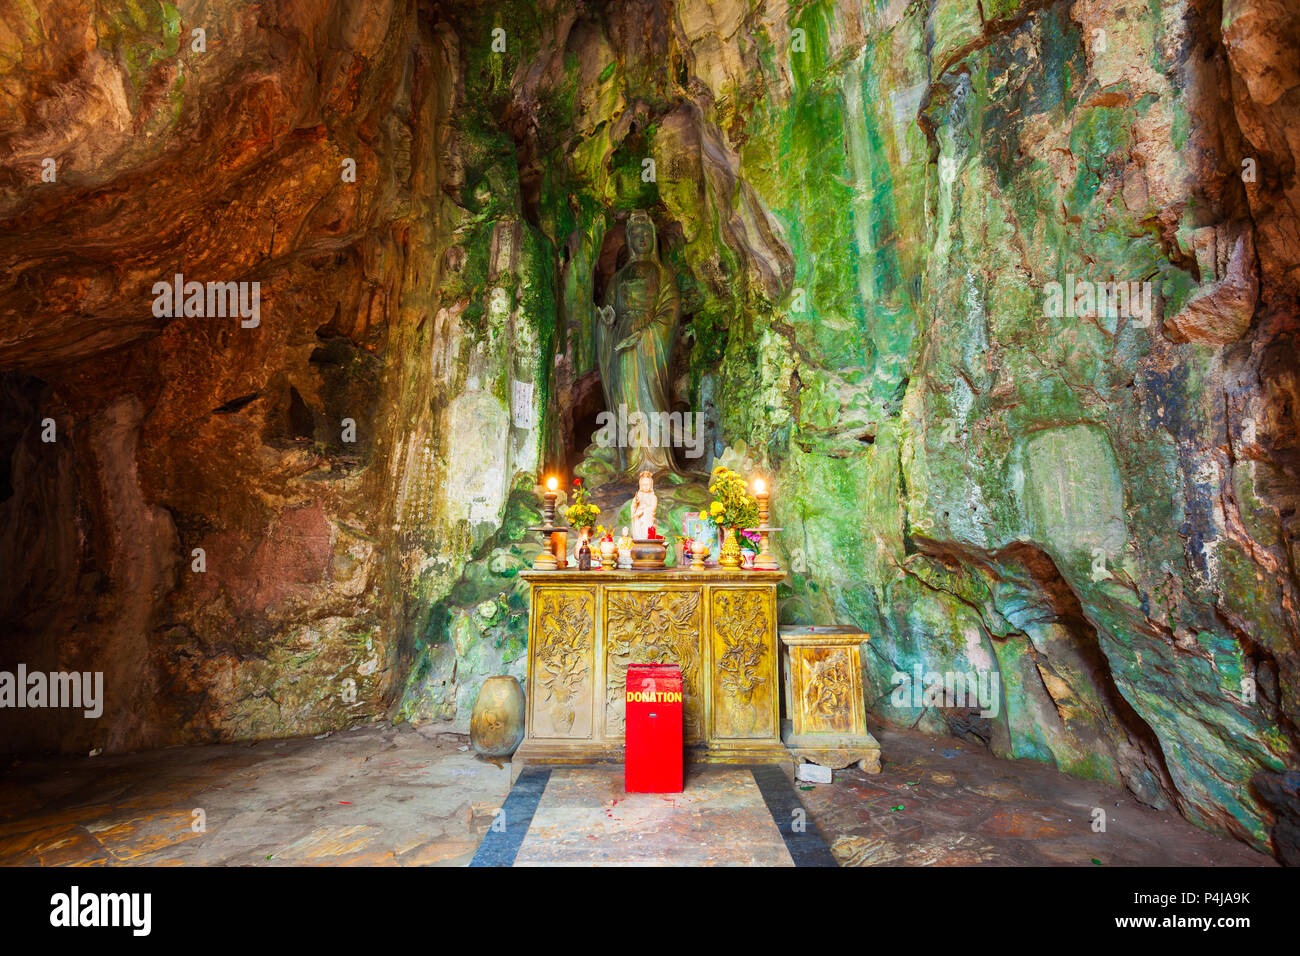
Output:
[{"xmin": 395, "ymin": 0, "xmax": 1296, "ymax": 856}]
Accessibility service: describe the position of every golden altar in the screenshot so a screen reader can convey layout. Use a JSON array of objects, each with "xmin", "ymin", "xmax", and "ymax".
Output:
[{"xmin": 515, "ymin": 568, "xmax": 791, "ymax": 771}]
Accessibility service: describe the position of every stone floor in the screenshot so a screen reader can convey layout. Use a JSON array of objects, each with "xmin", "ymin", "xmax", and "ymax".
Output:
[
  {"xmin": 485, "ymin": 765, "xmax": 835, "ymax": 866},
  {"xmin": 515, "ymin": 767, "xmax": 795, "ymax": 866},
  {"xmin": 805, "ymin": 723, "xmax": 1275, "ymax": 866},
  {"xmin": 0, "ymin": 721, "xmax": 1277, "ymax": 866},
  {"xmin": 0, "ymin": 724, "xmax": 509, "ymax": 866}
]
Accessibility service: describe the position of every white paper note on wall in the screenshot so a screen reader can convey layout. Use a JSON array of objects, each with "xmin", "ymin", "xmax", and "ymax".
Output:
[
  {"xmin": 512, "ymin": 381, "xmax": 534, "ymax": 429},
  {"xmin": 469, "ymin": 494, "xmax": 495, "ymax": 526}
]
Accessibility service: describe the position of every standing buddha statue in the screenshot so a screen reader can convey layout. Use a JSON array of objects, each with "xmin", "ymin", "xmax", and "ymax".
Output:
[{"xmin": 596, "ymin": 209, "xmax": 682, "ymax": 477}]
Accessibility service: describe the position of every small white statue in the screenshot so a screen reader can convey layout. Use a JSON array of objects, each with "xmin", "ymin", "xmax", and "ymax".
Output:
[
  {"xmin": 631, "ymin": 470, "xmax": 657, "ymax": 539},
  {"xmin": 617, "ymin": 526, "xmax": 634, "ymax": 570}
]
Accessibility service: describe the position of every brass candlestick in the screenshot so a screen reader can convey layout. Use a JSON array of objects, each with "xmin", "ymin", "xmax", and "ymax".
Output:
[
  {"xmin": 533, "ymin": 538, "xmax": 558, "ymax": 571},
  {"xmin": 532, "ymin": 476, "xmax": 562, "ymax": 570},
  {"xmin": 543, "ymin": 476, "xmax": 558, "ymax": 527},
  {"xmin": 753, "ymin": 478, "xmax": 780, "ymax": 571}
]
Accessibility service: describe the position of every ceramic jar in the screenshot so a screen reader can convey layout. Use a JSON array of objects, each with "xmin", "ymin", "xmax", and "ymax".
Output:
[{"xmin": 470, "ymin": 675, "xmax": 525, "ymax": 757}]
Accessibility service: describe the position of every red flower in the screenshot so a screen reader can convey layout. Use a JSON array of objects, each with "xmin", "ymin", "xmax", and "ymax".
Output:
[{"xmin": 573, "ymin": 478, "xmax": 582, "ymax": 486}]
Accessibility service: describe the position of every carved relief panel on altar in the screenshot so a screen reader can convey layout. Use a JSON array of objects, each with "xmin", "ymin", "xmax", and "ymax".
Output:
[
  {"xmin": 529, "ymin": 587, "xmax": 596, "ymax": 738},
  {"xmin": 792, "ymin": 646, "xmax": 860, "ymax": 735},
  {"xmin": 604, "ymin": 588, "xmax": 704, "ymax": 740},
  {"xmin": 708, "ymin": 588, "xmax": 777, "ymax": 740}
]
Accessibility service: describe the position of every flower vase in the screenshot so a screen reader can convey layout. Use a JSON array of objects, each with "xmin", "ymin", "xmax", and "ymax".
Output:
[
  {"xmin": 551, "ymin": 694, "xmax": 575, "ymax": 735},
  {"xmin": 719, "ymin": 528, "xmax": 742, "ymax": 569},
  {"xmin": 730, "ymin": 697, "xmax": 758, "ymax": 736}
]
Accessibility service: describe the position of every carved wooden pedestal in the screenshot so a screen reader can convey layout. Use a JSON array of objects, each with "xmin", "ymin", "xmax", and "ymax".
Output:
[
  {"xmin": 515, "ymin": 569, "xmax": 791, "ymax": 775},
  {"xmin": 779, "ymin": 625, "xmax": 882, "ymax": 773}
]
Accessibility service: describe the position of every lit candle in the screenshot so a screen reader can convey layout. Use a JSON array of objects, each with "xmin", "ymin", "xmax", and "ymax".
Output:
[
  {"xmin": 533, "ymin": 475, "xmax": 562, "ymax": 571},
  {"xmin": 543, "ymin": 476, "xmax": 558, "ymax": 527}
]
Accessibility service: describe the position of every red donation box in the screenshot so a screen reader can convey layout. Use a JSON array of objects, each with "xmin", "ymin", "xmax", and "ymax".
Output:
[{"xmin": 624, "ymin": 663, "xmax": 684, "ymax": 793}]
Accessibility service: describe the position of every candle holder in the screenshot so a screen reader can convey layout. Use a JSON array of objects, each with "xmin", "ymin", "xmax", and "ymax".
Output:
[
  {"xmin": 531, "ymin": 476, "xmax": 564, "ymax": 570},
  {"xmin": 542, "ymin": 477, "xmax": 558, "ymax": 527},
  {"xmin": 753, "ymin": 478, "xmax": 781, "ymax": 572},
  {"xmin": 532, "ymin": 529, "xmax": 558, "ymax": 569}
]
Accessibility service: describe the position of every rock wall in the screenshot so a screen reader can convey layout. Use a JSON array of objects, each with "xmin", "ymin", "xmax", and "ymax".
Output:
[
  {"xmin": 711, "ymin": 0, "xmax": 1299, "ymax": 854},
  {"xmin": 402, "ymin": 0, "xmax": 1296, "ymax": 855},
  {"xmin": 670, "ymin": 0, "xmax": 1299, "ymax": 854},
  {"xmin": 0, "ymin": 0, "xmax": 1295, "ymax": 858},
  {"xmin": 0, "ymin": 0, "xmax": 552, "ymax": 752}
]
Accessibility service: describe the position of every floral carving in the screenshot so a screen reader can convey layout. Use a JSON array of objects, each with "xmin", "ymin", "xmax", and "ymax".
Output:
[
  {"xmin": 712, "ymin": 590, "xmax": 772, "ymax": 737},
  {"xmin": 713, "ymin": 591, "xmax": 769, "ymax": 701},
  {"xmin": 605, "ymin": 589, "xmax": 702, "ymax": 736},
  {"xmin": 802, "ymin": 652, "xmax": 853, "ymax": 733},
  {"xmin": 534, "ymin": 589, "xmax": 593, "ymax": 736}
]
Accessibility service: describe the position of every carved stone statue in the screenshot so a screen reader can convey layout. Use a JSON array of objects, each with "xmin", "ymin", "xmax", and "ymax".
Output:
[
  {"xmin": 597, "ymin": 210, "xmax": 681, "ymax": 477},
  {"xmin": 631, "ymin": 470, "xmax": 657, "ymax": 539},
  {"xmin": 617, "ymin": 526, "xmax": 634, "ymax": 569}
]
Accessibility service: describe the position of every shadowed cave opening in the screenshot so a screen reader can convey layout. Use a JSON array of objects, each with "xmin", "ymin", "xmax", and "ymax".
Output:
[{"xmin": 567, "ymin": 369, "xmax": 607, "ymax": 468}]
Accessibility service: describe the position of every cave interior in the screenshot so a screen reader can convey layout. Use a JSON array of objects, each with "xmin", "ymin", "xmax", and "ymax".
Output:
[{"xmin": 0, "ymin": 0, "xmax": 1296, "ymax": 866}]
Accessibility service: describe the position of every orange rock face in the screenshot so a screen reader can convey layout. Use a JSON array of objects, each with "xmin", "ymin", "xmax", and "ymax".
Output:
[{"xmin": 0, "ymin": 1, "xmax": 474, "ymax": 752}]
